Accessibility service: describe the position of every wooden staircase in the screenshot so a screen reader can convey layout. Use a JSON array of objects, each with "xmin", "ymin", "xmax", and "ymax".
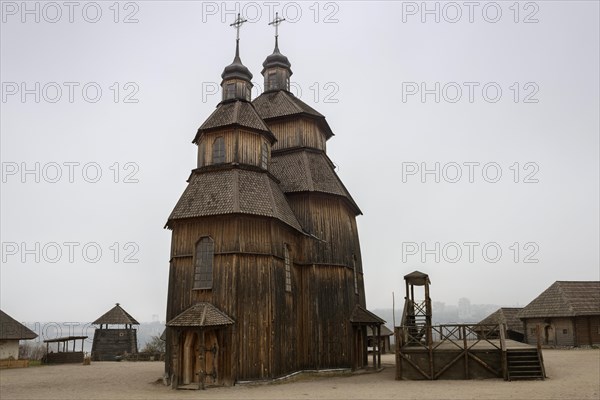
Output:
[{"xmin": 506, "ymin": 349, "xmax": 545, "ymax": 380}]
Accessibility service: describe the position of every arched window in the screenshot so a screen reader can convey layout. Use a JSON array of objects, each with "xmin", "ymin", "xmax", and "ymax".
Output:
[
  {"xmin": 193, "ymin": 237, "xmax": 214, "ymax": 289},
  {"xmin": 284, "ymin": 244, "xmax": 292, "ymax": 293},
  {"xmin": 213, "ymin": 137, "xmax": 225, "ymax": 164},
  {"xmin": 261, "ymin": 142, "xmax": 268, "ymax": 169}
]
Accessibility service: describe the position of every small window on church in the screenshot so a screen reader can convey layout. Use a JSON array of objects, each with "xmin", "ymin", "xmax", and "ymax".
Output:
[
  {"xmin": 268, "ymin": 71, "xmax": 277, "ymax": 90},
  {"xmin": 352, "ymin": 255, "xmax": 358, "ymax": 295},
  {"xmin": 225, "ymin": 83, "xmax": 235, "ymax": 99},
  {"xmin": 198, "ymin": 141, "xmax": 205, "ymax": 167},
  {"xmin": 193, "ymin": 237, "xmax": 214, "ymax": 290},
  {"xmin": 261, "ymin": 142, "xmax": 268, "ymax": 169},
  {"xmin": 562, "ymin": 329, "xmax": 568, "ymax": 334},
  {"xmin": 213, "ymin": 137, "xmax": 225, "ymax": 164},
  {"xmin": 284, "ymin": 244, "xmax": 292, "ymax": 293}
]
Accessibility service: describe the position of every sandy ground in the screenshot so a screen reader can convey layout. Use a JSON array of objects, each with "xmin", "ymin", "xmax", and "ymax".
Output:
[{"xmin": 1, "ymin": 350, "xmax": 599, "ymax": 400}]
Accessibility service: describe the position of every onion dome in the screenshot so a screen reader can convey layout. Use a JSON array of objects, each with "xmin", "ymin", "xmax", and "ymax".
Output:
[{"xmin": 221, "ymin": 40, "xmax": 253, "ymax": 82}]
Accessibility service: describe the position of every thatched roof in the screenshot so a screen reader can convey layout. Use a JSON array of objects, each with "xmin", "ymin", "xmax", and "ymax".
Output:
[
  {"xmin": 93, "ymin": 303, "xmax": 139, "ymax": 325},
  {"xmin": 517, "ymin": 281, "xmax": 600, "ymax": 319},
  {"xmin": 0, "ymin": 310, "xmax": 37, "ymax": 340},
  {"xmin": 350, "ymin": 305, "xmax": 385, "ymax": 325},
  {"xmin": 167, "ymin": 303, "xmax": 234, "ymax": 327},
  {"xmin": 478, "ymin": 308, "xmax": 523, "ymax": 334}
]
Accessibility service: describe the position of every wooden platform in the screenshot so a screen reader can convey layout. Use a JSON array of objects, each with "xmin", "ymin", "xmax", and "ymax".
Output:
[
  {"xmin": 401, "ymin": 339, "xmax": 534, "ymax": 352},
  {"xmin": 395, "ymin": 325, "xmax": 546, "ymax": 380}
]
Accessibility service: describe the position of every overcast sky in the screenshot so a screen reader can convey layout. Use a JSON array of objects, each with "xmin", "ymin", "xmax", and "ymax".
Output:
[{"xmin": 1, "ymin": 1, "xmax": 598, "ymax": 323}]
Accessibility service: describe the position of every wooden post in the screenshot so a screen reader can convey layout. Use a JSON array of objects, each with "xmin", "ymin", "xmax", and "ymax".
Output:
[
  {"xmin": 463, "ymin": 325, "xmax": 468, "ymax": 379},
  {"xmin": 499, "ymin": 323, "xmax": 507, "ymax": 380},
  {"xmin": 377, "ymin": 325, "xmax": 381, "ymax": 369},
  {"xmin": 428, "ymin": 325, "xmax": 433, "ymax": 379},
  {"xmin": 371, "ymin": 325, "xmax": 376, "ymax": 368},
  {"xmin": 395, "ymin": 327, "xmax": 402, "ymax": 380}
]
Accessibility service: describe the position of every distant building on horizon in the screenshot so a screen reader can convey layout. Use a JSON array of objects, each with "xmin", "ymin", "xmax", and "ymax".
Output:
[{"xmin": 517, "ymin": 281, "xmax": 600, "ymax": 347}]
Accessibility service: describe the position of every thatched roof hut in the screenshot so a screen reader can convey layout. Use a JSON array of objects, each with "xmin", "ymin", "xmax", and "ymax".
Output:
[{"xmin": 0, "ymin": 310, "xmax": 37, "ymax": 361}]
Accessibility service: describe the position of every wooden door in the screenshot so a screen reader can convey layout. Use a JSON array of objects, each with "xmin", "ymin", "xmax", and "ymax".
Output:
[
  {"xmin": 182, "ymin": 331, "xmax": 200, "ymax": 385},
  {"xmin": 203, "ymin": 330, "xmax": 219, "ymax": 385}
]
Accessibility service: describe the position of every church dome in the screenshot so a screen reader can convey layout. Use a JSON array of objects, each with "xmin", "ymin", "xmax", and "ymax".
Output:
[
  {"xmin": 221, "ymin": 41, "xmax": 253, "ymax": 82},
  {"xmin": 262, "ymin": 39, "xmax": 291, "ymax": 72}
]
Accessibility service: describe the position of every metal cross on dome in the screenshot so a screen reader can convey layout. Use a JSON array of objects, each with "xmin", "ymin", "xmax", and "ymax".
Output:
[
  {"xmin": 268, "ymin": 12, "xmax": 286, "ymax": 38},
  {"xmin": 230, "ymin": 13, "xmax": 247, "ymax": 40}
]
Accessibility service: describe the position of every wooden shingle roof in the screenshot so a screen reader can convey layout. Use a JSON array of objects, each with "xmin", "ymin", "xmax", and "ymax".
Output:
[
  {"xmin": 478, "ymin": 308, "xmax": 524, "ymax": 334},
  {"xmin": 194, "ymin": 100, "xmax": 275, "ymax": 143},
  {"xmin": 93, "ymin": 303, "xmax": 139, "ymax": 325},
  {"xmin": 270, "ymin": 150, "xmax": 361, "ymax": 215},
  {"xmin": 166, "ymin": 168, "xmax": 303, "ymax": 232},
  {"xmin": 350, "ymin": 305, "xmax": 385, "ymax": 325},
  {"xmin": 252, "ymin": 91, "xmax": 334, "ymax": 139},
  {"xmin": 404, "ymin": 271, "xmax": 430, "ymax": 286},
  {"xmin": 517, "ymin": 281, "xmax": 600, "ymax": 319},
  {"xmin": 167, "ymin": 303, "xmax": 234, "ymax": 327},
  {"xmin": 366, "ymin": 325, "xmax": 394, "ymax": 337},
  {"xmin": 0, "ymin": 310, "xmax": 37, "ymax": 340}
]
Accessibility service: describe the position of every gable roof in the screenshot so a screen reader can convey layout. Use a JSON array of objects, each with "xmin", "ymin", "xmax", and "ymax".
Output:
[
  {"xmin": 167, "ymin": 303, "xmax": 234, "ymax": 327},
  {"xmin": 93, "ymin": 303, "xmax": 139, "ymax": 325},
  {"xmin": 166, "ymin": 168, "xmax": 303, "ymax": 232},
  {"xmin": 350, "ymin": 305, "xmax": 386, "ymax": 325},
  {"xmin": 367, "ymin": 325, "xmax": 394, "ymax": 337},
  {"xmin": 194, "ymin": 100, "xmax": 275, "ymax": 143},
  {"xmin": 0, "ymin": 310, "xmax": 37, "ymax": 340},
  {"xmin": 269, "ymin": 150, "xmax": 361, "ymax": 215},
  {"xmin": 478, "ymin": 308, "xmax": 523, "ymax": 334},
  {"xmin": 404, "ymin": 271, "xmax": 431, "ymax": 286},
  {"xmin": 252, "ymin": 91, "xmax": 333, "ymax": 139},
  {"xmin": 517, "ymin": 281, "xmax": 600, "ymax": 319}
]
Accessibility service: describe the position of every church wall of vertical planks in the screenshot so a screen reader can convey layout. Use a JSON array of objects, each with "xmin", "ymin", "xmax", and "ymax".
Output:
[{"xmin": 164, "ymin": 15, "xmax": 382, "ymax": 389}]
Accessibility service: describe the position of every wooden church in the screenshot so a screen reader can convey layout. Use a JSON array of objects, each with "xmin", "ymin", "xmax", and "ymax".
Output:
[{"xmin": 164, "ymin": 15, "xmax": 383, "ymax": 388}]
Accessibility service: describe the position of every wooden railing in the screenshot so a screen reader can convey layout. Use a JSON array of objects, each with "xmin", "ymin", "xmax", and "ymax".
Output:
[{"xmin": 396, "ymin": 323, "xmax": 507, "ymax": 380}]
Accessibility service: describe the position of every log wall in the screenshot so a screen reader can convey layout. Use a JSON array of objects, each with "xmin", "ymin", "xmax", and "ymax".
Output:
[
  {"xmin": 196, "ymin": 129, "xmax": 270, "ymax": 169},
  {"xmin": 268, "ymin": 118, "xmax": 327, "ymax": 152}
]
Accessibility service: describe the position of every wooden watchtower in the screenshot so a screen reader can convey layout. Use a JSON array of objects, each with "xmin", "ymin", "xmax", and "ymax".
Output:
[
  {"xmin": 400, "ymin": 271, "xmax": 432, "ymax": 346},
  {"xmin": 91, "ymin": 303, "xmax": 139, "ymax": 361},
  {"xmin": 396, "ymin": 271, "xmax": 546, "ymax": 380}
]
